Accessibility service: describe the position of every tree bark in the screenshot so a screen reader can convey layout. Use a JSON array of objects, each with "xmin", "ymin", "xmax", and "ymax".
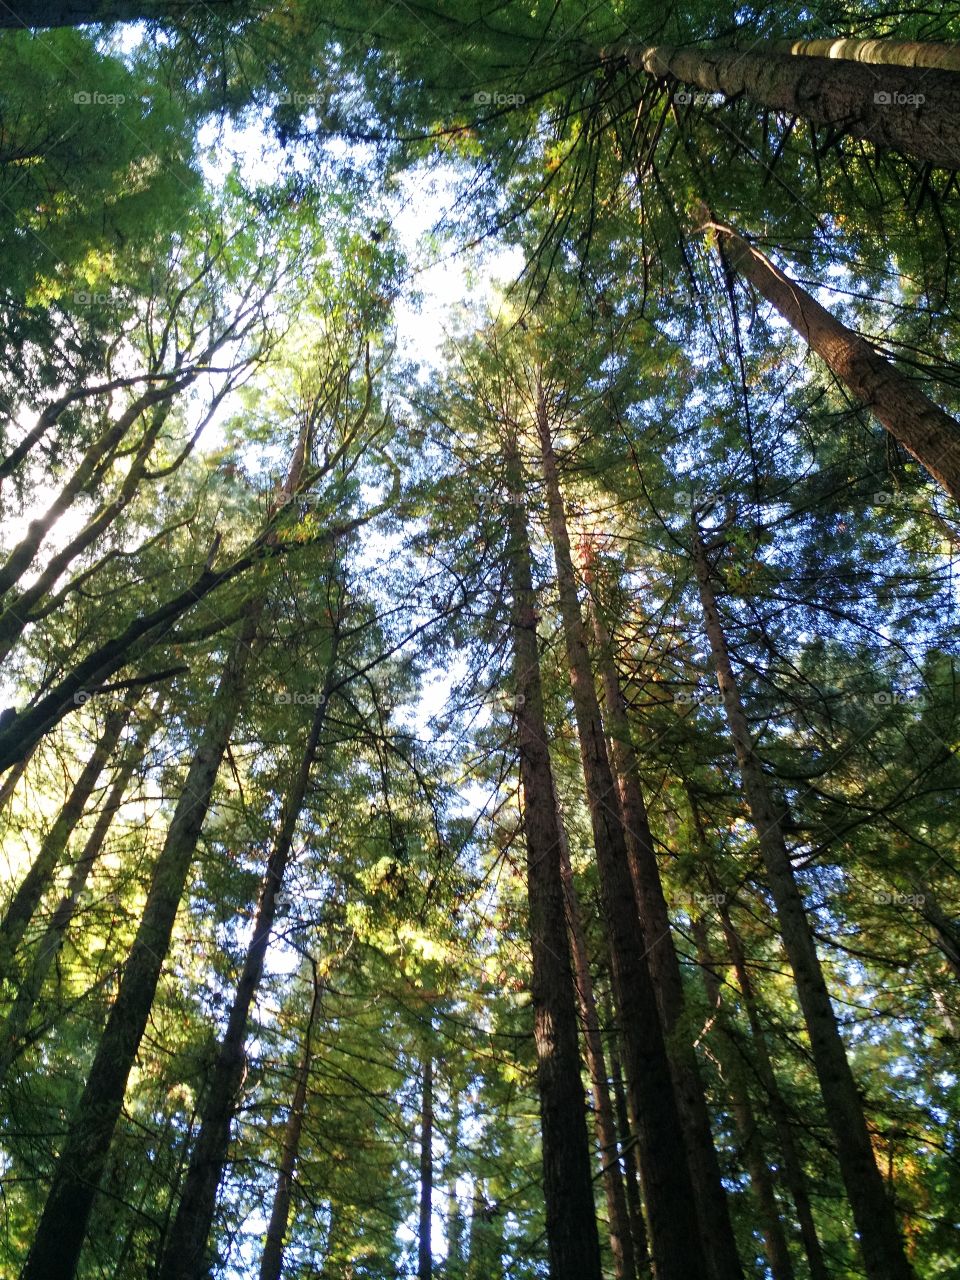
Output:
[
  {"xmin": 590, "ymin": 601, "xmax": 743, "ymax": 1278},
  {"xmin": 768, "ymin": 38, "xmax": 960, "ymax": 72},
  {"xmin": 0, "ymin": 698, "xmax": 161, "ymax": 1085},
  {"xmin": 640, "ymin": 44, "xmax": 960, "ymax": 169},
  {"xmin": 690, "ymin": 524, "xmax": 916, "ymax": 1280},
  {"xmin": 418, "ymin": 1050, "xmax": 434, "ymax": 1280},
  {"xmin": 0, "ymin": 698, "xmax": 132, "ymax": 990},
  {"xmin": 700, "ymin": 215, "xmax": 960, "ymax": 503},
  {"xmin": 532, "ymin": 393, "xmax": 717, "ymax": 1280},
  {"xmin": 155, "ymin": 633, "xmax": 338, "ymax": 1280},
  {"xmin": 504, "ymin": 426, "xmax": 603, "ymax": 1280},
  {"xmin": 258, "ymin": 967, "xmax": 323, "ymax": 1280},
  {"xmin": 607, "ymin": 1032, "xmax": 650, "ymax": 1276},
  {"xmin": 19, "ymin": 607, "xmax": 259, "ymax": 1280},
  {"xmin": 691, "ymin": 914, "xmax": 796, "ymax": 1280},
  {"xmin": 558, "ymin": 819, "xmax": 638, "ymax": 1280}
]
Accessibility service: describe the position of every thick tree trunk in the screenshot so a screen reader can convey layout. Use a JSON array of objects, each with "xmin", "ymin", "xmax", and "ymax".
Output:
[
  {"xmin": 0, "ymin": 699, "xmax": 160, "ymax": 1085},
  {"xmin": 532, "ymin": 395, "xmax": 718, "ymax": 1280},
  {"xmin": 607, "ymin": 1033, "xmax": 650, "ymax": 1276},
  {"xmin": 19, "ymin": 608, "xmax": 259, "ymax": 1280},
  {"xmin": 418, "ymin": 1051, "xmax": 434, "ymax": 1280},
  {"xmin": 768, "ymin": 38, "xmax": 960, "ymax": 72},
  {"xmin": 690, "ymin": 526, "xmax": 916, "ymax": 1280},
  {"xmin": 558, "ymin": 820, "xmax": 638, "ymax": 1280},
  {"xmin": 692, "ymin": 914, "xmax": 795, "ymax": 1280},
  {"xmin": 700, "ymin": 215, "xmax": 960, "ymax": 503},
  {"xmin": 0, "ymin": 699, "xmax": 131, "ymax": 990},
  {"xmin": 504, "ymin": 427, "xmax": 603, "ymax": 1280},
  {"xmin": 640, "ymin": 44, "xmax": 960, "ymax": 169},
  {"xmin": 258, "ymin": 968, "xmax": 323, "ymax": 1280},
  {"xmin": 156, "ymin": 644, "xmax": 337, "ymax": 1280},
  {"xmin": 590, "ymin": 602, "xmax": 743, "ymax": 1277}
]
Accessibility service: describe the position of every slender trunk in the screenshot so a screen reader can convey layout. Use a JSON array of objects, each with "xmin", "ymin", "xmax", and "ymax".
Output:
[
  {"xmin": 465, "ymin": 1179, "xmax": 503, "ymax": 1280},
  {"xmin": 640, "ymin": 44, "xmax": 960, "ymax": 169},
  {"xmin": 0, "ymin": 699, "xmax": 161, "ymax": 1084},
  {"xmin": 700, "ymin": 216, "xmax": 960, "ymax": 503},
  {"xmin": 19, "ymin": 609, "xmax": 259, "ymax": 1280},
  {"xmin": 558, "ymin": 821, "xmax": 637, "ymax": 1280},
  {"xmin": 156, "ymin": 639, "xmax": 338, "ymax": 1280},
  {"xmin": 0, "ymin": 699, "xmax": 132, "ymax": 989},
  {"xmin": 258, "ymin": 969, "xmax": 323, "ymax": 1280},
  {"xmin": 690, "ymin": 525, "xmax": 915, "ymax": 1280},
  {"xmin": 418, "ymin": 1051, "xmax": 434, "ymax": 1280},
  {"xmin": 767, "ymin": 38, "xmax": 960, "ymax": 72},
  {"xmin": 0, "ymin": 750, "xmax": 32, "ymax": 810},
  {"xmin": 607, "ymin": 1033, "xmax": 650, "ymax": 1275},
  {"xmin": 691, "ymin": 914, "xmax": 796, "ymax": 1280},
  {"xmin": 447, "ymin": 1088, "xmax": 465, "ymax": 1279},
  {"xmin": 591, "ymin": 602, "xmax": 743, "ymax": 1276},
  {"xmin": 504, "ymin": 428, "xmax": 603, "ymax": 1280},
  {"xmin": 706, "ymin": 874, "xmax": 831, "ymax": 1280},
  {"xmin": 532, "ymin": 395, "xmax": 716, "ymax": 1280}
]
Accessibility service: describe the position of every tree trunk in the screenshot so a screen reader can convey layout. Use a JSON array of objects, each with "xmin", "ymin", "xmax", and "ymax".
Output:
[
  {"xmin": 700, "ymin": 215, "xmax": 960, "ymax": 503},
  {"xmin": 691, "ymin": 913, "xmax": 796, "ymax": 1280},
  {"xmin": 447, "ymin": 1088, "xmax": 466, "ymax": 1280},
  {"xmin": 639, "ymin": 44, "xmax": 960, "ymax": 169},
  {"xmin": 558, "ymin": 818, "xmax": 638, "ymax": 1280},
  {"xmin": 607, "ymin": 1032, "xmax": 650, "ymax": 1276},
  {"xmin": 418, "ymin": 1051, "xmax": 434, "ymax": 1280},
  {"xmin": 532, "ymin": 394, "xmax": 717, "ymax": 1280},
  {"xmin": 19, "ymin": 606, "xmax": 259, "ymax": 1280},
  {"xmin": 690, "ymin": 524, "xmax": 916, "ymax": 1280},
  {"xmin": 590, "ymin": 601, "xmax": 743, "ymax": 1277},
  {"xmin": 156, "ymin": 639, "xmax": 338, "ymax": 1280},
  {"xmin": 768, "ymin": 38, "xmax": 960, "ymax": 72},
  {"xmin": 258, "ymin": 967, "xmax": 323, "ymax": 1280},
  {"xmin": 0, "ymin": 751, "xmax": 31, "ymax": 810},
  {"xmin": 0, "ymin": 698, "xmax": 161, "ymax": 1085},
  {"xmin": 504, "ymin": 426, "xmax": 603, "ymax": 1280},
  {"xmin": 0, "ymin": 698, "xmax": 132, "ymax": 990}
]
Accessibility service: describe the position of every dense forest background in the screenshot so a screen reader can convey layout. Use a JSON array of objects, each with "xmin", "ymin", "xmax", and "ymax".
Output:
[{"xmin": 1, "ymin": 3, "xmax": 959, "ymax": 1278}]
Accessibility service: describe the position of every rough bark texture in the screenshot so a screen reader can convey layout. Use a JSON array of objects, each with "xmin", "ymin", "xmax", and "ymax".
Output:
[
  {"xmin": 258, "ymin": 971, "xmax": 322, "ymax": 1280},
  {"xmin": 769, "ymin": 37, "xmax": 960, "ymax": 71},
  {"xmin": 703, "ymin": 217, "xmax": 960, "ymax": 503},
  {"xmin": 20, "ymin": 609, "xmax": 259, "ymax": 1280},
  {"xmin": 533, "ymin": 396, "xmax": 715, "ymax": 1280},
  {"xmin": 505, "ymin": 428, "xmax": 603, "ymax": 1280},
  {"xmin": 558, "ymin": 822, "xmax": 638, "ymax": 1280},
  {"xmin": 0, "ymin": 700, "xmax": 131, "ymax": 989},
  {"xmin": 691, "ymin": 525, "xmax": 915, "ymax": 1280},
  {"xmin": 692, "ymin": 915, "xmax": 796, "ymax": 1280},
  {"xmin": 640, "ymin": 44, "xmax": 960, "ymax": 169},
  {"xmin": 0, "ymin": 701, "xmax": 159, "ymax": 1085},
  {"xmin": 156, "ymin": 650, "xmax": 336, "ymax": 1280},
  {"xmin": 418, "ymin": 1051, "xmax": 434, "ymax": 1280},
  {"xmin": 591, "ymin": 603, "xmax": 743, "ymax": 1277}
]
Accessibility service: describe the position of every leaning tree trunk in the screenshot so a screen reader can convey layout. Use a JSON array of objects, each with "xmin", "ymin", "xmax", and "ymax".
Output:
[
  {"xmin": 19, "ymin": 608, "xmax": 260, "ymax": 1280},
  {"xmin": 0, "ymin": 697, "xmax": 161, "ymax": 1085},
  {"xmin": 418, "ymin": 1050, "xmax": 434, "ymax": 1280},
  {"xmin": 767, "ymin": 38, "xmax": 960, "ymax": 72},
  {"xmin": 504, "ymin": 427, "xmax": 603, "ymax": 1280},
  {"xmin": 590, "ymin": 599, "xmax": 743, "ymax": 1276},
  {"xmin": 0, "ymin": 697, "xmax": 132, "ymax": 989},
  {"xmin": 558, "ymin": 818, "xmax": 639, "ymax": 1280},
  {"xmin": 690, "ymin": 524, "xmax": 916, "ymax": 1280},
  {"xmin": 691, "ymin": 913, "xmax": 796, "ymax": 1280},
  {"xmin": 699, "ymin": 214, "xmax": 960, "ymax": 503},
  {"xmin": 258, "ymin": 966, "xmax": 323, "ymax": 1280},
  {"xmin": 156, "ymin": 640, "xmax": 338, "ymax": 1280},
  {"xmin": 639, "ymin": 44, "xmax": 960, "ymax": 169},
  {"xmin": 532, "ymin": 393, "xmax": 720, "ymax": 1280}
]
